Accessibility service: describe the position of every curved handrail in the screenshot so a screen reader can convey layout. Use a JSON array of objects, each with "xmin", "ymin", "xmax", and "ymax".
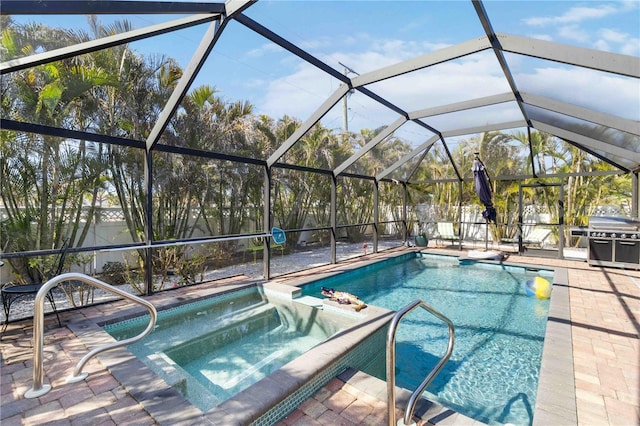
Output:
[
  {"xmin": 24, "ymin": 273, "xmax": 157, "ymax": 398},
  {"xmin": 387, "ymin": 299, "xmax": 455, "ymax": 426}
]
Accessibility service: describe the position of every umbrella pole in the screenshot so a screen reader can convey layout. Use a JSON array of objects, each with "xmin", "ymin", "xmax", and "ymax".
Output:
[{"xmin": 485, "ymin": 218, "xmax": 489, "ymax": 250}]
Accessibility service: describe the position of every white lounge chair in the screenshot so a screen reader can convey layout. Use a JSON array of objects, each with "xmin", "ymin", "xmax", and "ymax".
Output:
[
  {"xmin": 436, "ymin": 222, "xmax": 460, "ymax": 246},
  {"xmin": 501, "ymin": 228, "xmax": 551, "ymax": 249}
]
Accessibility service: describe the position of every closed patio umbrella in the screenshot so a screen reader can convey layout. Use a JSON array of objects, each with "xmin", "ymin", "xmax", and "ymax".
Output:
[{"xmin": 473, "ymin": 153, "xmax": 496, "ymax": 249}]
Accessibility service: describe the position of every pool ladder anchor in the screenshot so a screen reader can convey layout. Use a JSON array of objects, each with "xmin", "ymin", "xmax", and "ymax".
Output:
[
  {"xmin": 24, "ymin": 273, "xmax": 157, "ymax": 398},
  {"xmin": 386, "ymin": 299, "xmax": 455, "ymax": 426}
]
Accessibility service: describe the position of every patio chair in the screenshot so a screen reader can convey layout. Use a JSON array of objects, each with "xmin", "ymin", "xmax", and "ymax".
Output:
[
  {"xmin": 1, "ymin": 240, "xmax": 68, "ymax": 333},
  {"xmin": 436, "ymin": 222, "xmax": 460, "ymax": 246},
  {"xmin": 501, "ymin": 228, "xmax": 551, "ymax": 249}
]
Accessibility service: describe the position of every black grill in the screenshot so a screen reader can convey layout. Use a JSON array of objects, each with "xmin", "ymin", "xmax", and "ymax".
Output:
[{"xmin": 588, "ymin": 216, "xmax": 640, "ymax": 269}]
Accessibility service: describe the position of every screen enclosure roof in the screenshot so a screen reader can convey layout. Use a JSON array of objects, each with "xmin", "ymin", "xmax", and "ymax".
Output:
[{"xmin": 1, "ymin": 0, "xmax": 639, "ymax": 182}]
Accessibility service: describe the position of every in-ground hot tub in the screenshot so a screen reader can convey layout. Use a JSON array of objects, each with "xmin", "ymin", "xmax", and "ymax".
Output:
[{"xmin": 100, "ymin": 281, "xmax": 391, "ymax": 424}]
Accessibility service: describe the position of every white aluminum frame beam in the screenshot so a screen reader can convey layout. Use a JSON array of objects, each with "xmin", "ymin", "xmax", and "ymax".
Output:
[
  {"xmin": 376, "ymin": 135, "xmax": 439, "ymax": 181},
  {"xmin": 146, "ymin": 18, "xmax": 222, "ymax": 151},
  {"xmin": 441, "ymin": 120, "xmax": 527, "ymax": 138},
  {"xmin": 225, "ymin": 0, "xmax": 256, "ymax": 16},
  {"xmin": 521, "ymin": 92, "xmax": 640, "ymax": 136},
  {"xmin": 408, "ymin": 92, "xmax": 514, "ymax": 120},
  {"xmin": 533, "ymin": 120, "xmax": 640, "ymax": 165},
  {"xmin": 473, "ymin": 1, "xmax": 532, "ymax": 128},
  {"xmin": 334, "ymin": 116, "xmax": 407, "ymax": 176},
  {"xmin": 145, "ymin": 0, "xmax": 254, "ymax": 151},
  {"xmin": 2, "ymin": 0, "xmax": 636, "ymax": 180},
  {"xmin": 405, "ymin": 145, "xmax": 436, "ymax": 183},
  {"xmin": 266, "ymin": 85, "xmax": 349, "ymax": 167},
  {"xmin": 1, "ymin": 14, "xmax": 219, "ymax": 74},
  {"xmin": 498, "ymin": 33, "xmax": 640, "ymax": 78},
  {"xmin": 351, "ymin": 36, "xmax": 492, "ymax": 87}
]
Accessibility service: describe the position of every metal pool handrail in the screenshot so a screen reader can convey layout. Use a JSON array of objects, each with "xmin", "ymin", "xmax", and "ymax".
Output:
[
  {"xmin": 24, "ymin": 272, "xmax": 157, "ymax": 399},
  {"xmin": 387, "ymin": 299, "xmax": 455, "ymax": 426}
]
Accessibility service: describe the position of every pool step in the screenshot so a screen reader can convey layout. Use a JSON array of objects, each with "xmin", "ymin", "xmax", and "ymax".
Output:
[
  {"xmin": 144, "ymin": 350, "xmax": 225, "ymax": 411},
  {"xmin": 142, "ymin": 324, "xmax": 319, "ymax": 413},
  {"xmin": 131, "ymin": 301, "xmax": 277, "ymax": 355},
  {"xmin": 127, "ymin": 302, "xmax": 287, "ymax": 412},
  {"xmin": 105, "ymin": 288, "xmax": 266, "ymax": 340},
  {"xmin": 191, "ymin": 327, "xmax": 320, "ymax": 398},
  {"xmin": 165, "ymin": 303, "xmax": 281, "ymax": 364}
]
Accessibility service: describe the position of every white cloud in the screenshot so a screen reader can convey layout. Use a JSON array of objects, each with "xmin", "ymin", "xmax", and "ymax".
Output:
[
  {"xmin": 245, "ymin": 43, "xmax": 285, "ymax": 58},
  {"xmin": 523, "ymin": 2, "xmax": 640, "ymax": 55},
  {"xmin": 593, "ymin": 39, "xmax": 612, "ymax": 52},
  {"xmin": 528, "ymin": 33, "xmax": 554, "ymax": 42},
  {"xmin": 298, "ymin": 36, "xmax": 334, "ymax": 51},
  {"xmin": 256, "ymin": 62, "xmax": 339, "ymax": 119},
  {"xmin": 620, "ymin": 39, "xmax": 640, "ymax": 56},
  {"xmin": 244, "ymin": 78, "xmax": 267, "ymax": 89},
  {"xmin": 523, "ymin": 4, "xmax": 620, "ymax": 27},
  {"xmin": 599, "ymin": 28, "xmax": 628, "ymax": 44},
  {"xmin": 597, "ymin": 28, "xmax": 640, "ymax": 56},
  {"xmin": 363, "ymin": 54, "xmax": 509, "ymax": 112},
  {"xmin": 557, "ymin": 25, "xmax": 590, "ymax": 43}
]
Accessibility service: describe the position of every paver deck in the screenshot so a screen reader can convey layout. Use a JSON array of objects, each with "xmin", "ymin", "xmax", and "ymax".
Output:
[{"xmin": 1, "ymin": 247, "xmax": 639, "ymax": 425}]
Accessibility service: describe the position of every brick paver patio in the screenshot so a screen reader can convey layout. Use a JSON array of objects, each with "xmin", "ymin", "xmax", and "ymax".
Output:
[{"xmin": 1, "ymin": 248, "xmax": 638, "ymax": 425}]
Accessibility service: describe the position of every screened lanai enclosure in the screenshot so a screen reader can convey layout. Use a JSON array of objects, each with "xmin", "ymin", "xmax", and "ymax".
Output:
[{"xmin": 1, "ymin": 1, "xmax": 639, "ymax": 305}]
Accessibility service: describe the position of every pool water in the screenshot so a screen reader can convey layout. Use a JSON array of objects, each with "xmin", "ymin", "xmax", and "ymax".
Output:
[
  {"xmin": 301, "ymin": 253, "xmax": 553, "ymax": 426},
  {"xmin": 104, "ymin": 287, "xmax": 351, "ymax": 412}
]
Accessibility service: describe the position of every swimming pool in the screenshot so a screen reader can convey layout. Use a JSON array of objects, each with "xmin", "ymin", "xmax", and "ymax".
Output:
[
  {"xmin": 301, "ymin": 253, "xmax": 554, "ymax": 425},
  {"xmin": 103, "ymin": 285, "xmax": 358, "ymax": 412}
]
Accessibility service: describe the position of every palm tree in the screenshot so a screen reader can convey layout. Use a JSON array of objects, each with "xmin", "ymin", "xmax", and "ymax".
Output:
[
  {"xmin": 511, "ymin": 129, "xmax": 630, "ymax": 245},
  {"xmin": 1, "ymin": 20, "xmax": 113, "ymax": 281}
]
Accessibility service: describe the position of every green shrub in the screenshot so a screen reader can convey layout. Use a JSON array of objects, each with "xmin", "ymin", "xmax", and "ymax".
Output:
[{"xmin": 102, "ymin": 261, "xmax": 127, "ymax": 285}]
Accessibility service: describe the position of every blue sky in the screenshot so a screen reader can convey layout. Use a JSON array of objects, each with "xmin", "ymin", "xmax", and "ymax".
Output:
[{"xmin": 10, "ymin": 1, "xmax": 640, "ymax": 145}]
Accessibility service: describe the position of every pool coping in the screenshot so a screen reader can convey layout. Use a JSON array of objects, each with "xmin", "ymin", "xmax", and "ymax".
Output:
[
  {"xmin": 66, "ymin": 249, "xmax": 576, "ymax": 425},
  {"xmin": 532, "ymin": 266, "xmax": 578, "ymax": 425}
]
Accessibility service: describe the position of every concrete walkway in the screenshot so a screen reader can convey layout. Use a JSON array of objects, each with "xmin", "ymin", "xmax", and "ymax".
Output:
[{"xmin": 1, "ymin": 247, "xmax": 638, "ymax": 425}]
